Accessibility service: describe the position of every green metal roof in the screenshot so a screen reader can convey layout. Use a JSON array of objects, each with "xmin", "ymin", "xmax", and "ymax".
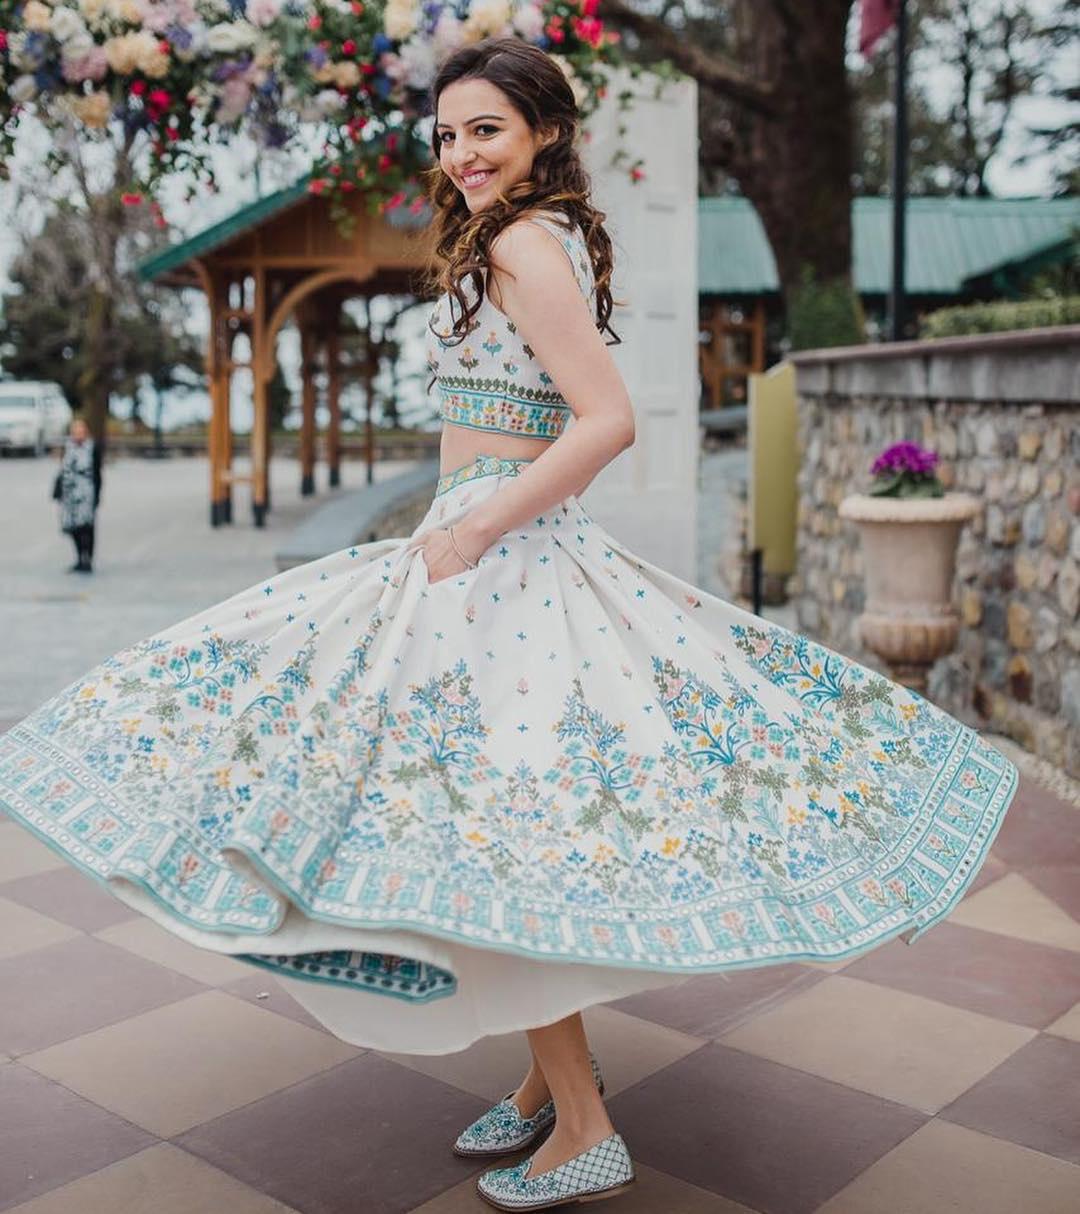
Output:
[
  {"xmin": 699, "ymin": 195, "xmax": 1080, "ymax": 296},
  {"xmin": 140, "ymin": 182, "xmax": 1079, "ymax": 297}
]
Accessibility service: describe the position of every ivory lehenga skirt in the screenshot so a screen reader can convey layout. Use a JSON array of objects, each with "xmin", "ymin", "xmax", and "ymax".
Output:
[{"xmin": 0, "ymin": 453, "xmax": 1019, "ymax": 1053}]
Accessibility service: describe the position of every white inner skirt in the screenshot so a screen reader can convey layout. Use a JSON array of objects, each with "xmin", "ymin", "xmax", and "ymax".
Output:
[{"xmin": 109, "ymin": 875, "xmax": 693, "ymax": 1054}]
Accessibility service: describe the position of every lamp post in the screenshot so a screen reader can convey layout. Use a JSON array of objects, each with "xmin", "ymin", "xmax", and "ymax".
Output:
[{"xmin": 887, "ymin": 0, "xmax": 909, "ymax": 342}]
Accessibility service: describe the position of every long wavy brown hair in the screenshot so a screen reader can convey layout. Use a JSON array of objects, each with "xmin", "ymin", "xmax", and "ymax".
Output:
[{"xmin": 421, "ymin": 36, "xmax": 622, "ymax": 358}]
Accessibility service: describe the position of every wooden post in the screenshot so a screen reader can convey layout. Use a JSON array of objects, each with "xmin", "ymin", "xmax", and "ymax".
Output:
[
  {"xmin": 207, "ymin": 273, "xmax": 231, "ymax": 527},
  {"xmin": 261, "ymin": 367, "xmax": 272, "ymax": 516},
  {"xmin": 326, "ymin": 327, "xmax": 342, "ymax": 488},
  {"xmin": 207, "ymin": 283, "xmax": 220, "ymax": 528},
  {"xmin": 299, "ymin": 319, "xmax": 317, "ymax": 496},
  {"xmin": 752, "ymin": 299, "xmax": 766, "ymax": 374},
  {"xmin": 221, "ymin": 288, "xmax": 234, "ymax": 524},
  {"xmin": 251, "ymin": 267, "xmax": 269, "ymax": 526},
  {"xmin": 361, "ymin": 299, "xmax": 375, "ymax": 485}
]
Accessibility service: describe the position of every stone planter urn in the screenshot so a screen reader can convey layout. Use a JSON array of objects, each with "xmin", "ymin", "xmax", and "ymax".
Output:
[{"xmin": 838, "ymin": 493, "xmax": 981, "ymax": 693}]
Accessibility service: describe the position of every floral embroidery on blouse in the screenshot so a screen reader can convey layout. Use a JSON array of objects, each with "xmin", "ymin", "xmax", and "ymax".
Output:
[{"xmin": 425, "ymin": 211, "xmax": 596, "ymax": 443}]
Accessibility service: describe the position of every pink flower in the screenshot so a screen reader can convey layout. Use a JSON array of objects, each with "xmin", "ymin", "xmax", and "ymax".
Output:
[
  {"xmin": 61, "ymin": 47, "xmax": 108, "ymax": 85},
  {"xmin": 246, "ymin": 0, "xmax": 283, "ymax": 28},
  {"xmin": 217, "ymin": 78, "xmax": 251, "ymax": 124}
]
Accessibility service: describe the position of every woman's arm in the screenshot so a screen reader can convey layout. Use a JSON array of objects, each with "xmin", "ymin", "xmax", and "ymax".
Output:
[{"xmin": 451, "ymin": 221, "xmax": 636, "ymax": 559}]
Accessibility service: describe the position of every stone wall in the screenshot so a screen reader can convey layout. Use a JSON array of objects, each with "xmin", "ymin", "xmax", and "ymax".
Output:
[{"xmin": 789, "ymin": 326, "xmax": 1080, "ymax": 776}]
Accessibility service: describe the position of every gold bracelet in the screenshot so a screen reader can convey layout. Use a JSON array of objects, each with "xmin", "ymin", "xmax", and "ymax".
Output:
[{"xmin": 446, "ymin": 525, "xmax": 478, "ymax": 569}]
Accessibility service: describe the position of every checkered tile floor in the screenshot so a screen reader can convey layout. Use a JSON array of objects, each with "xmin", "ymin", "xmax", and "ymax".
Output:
[{"xmin": 1, "ymin": 763, "xmax": 1078, "ymax": 1214}]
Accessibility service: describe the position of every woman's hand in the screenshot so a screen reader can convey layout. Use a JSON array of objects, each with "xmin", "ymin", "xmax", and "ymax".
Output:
[{"xmin": 405, "ymin": 527, "xmax": 481, "ymax": 584}]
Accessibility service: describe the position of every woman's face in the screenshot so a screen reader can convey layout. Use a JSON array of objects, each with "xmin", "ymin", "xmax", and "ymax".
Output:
[
  {"xmin": 70, "ymin": 419, "xmax": 88, "ymax": 442},
  {"xmin": 435, "ymin": 77, "xmax": 554, "ymax": 213}
]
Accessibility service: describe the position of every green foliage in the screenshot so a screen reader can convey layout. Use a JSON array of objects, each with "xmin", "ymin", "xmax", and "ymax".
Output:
[
  {"xmin": 868, "ymin": 472, "xmax": 945, "ymax": 499},
  {"xmin": 787, "ymin": 264, "xmax": 865, "ymax": 351},
  {"xmin": 920, "ymin": 295, "xmax": 1080, "ymax": 338}
]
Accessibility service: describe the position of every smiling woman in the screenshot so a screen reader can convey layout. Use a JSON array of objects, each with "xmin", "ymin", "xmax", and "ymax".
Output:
[
  {"xmin": 0, "ymin": 32, "xmax": 1020, "ymax": 1214},
  {"xmin": 434, "ymin": 95, "xmax": 553, "ymax": 209}
]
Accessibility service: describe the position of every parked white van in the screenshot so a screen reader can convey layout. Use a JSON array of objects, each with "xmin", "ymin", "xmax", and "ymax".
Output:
[{"xmin": 0, "ymin": 381, "xmax": 72, "ymax": 456}]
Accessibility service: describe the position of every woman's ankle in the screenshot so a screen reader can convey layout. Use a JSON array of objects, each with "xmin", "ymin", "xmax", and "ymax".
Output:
[{"xmin": 511, "ymin": 1065, "xmax": 552, "ymax": 1117}]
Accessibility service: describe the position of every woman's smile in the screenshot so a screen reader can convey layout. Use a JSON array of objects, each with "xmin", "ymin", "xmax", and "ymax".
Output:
[{"xmin": 460, "ymin": 168, "xmax": 496, "ymax": 190}]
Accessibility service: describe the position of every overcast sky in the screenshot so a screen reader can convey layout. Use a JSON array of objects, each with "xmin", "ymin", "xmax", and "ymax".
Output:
[{"xmin": 0, "ymin": 2, "xmax": 1074, "ymax": 427}]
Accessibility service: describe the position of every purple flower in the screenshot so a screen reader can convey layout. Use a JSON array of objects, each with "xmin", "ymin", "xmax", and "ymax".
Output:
[
  {"xmin": 870, "ymin": 441, "xmax": 939, "ymax": 478},
  {"xmin": 166, "ymin": 24, "xmax": 194, "ymax": 52}
]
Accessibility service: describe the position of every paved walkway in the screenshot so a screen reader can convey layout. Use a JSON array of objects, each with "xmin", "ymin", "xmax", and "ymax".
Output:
[
  {"xmin": 0, "ymin": 454, "xmax": 415, "ymax": 716},
  {"xmin": 1, "ymin": 455, "xmax": 1078, "ymax": 1213}
]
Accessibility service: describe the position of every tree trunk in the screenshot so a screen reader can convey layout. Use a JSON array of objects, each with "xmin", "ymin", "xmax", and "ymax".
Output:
[
  {"xmin": 602, "ymin": 0, "xmax": 863, "ymax": 344},
  {"xmin": 737, "ymin": 3, "xmax": 856, "ymax": 304}
]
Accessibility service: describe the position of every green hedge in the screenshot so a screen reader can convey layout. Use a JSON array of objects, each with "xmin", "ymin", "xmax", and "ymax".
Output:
[
  {"xmin": 920, "ymin": 295, "xmax": 1080, "ymax": 338},
  {"xmin": 787, "ymin": 264, "xmax": 865, "ymax": 351}
]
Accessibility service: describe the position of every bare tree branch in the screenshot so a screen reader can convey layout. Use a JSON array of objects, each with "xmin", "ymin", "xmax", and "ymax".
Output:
[{"xmin": 597, "ymin": 0, "xmax": 780, "ymax": 115}]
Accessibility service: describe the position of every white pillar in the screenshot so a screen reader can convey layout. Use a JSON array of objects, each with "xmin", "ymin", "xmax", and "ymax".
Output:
[{"xmin": 580, "ymin": 66, "xmax": 700, "ymax": 580}]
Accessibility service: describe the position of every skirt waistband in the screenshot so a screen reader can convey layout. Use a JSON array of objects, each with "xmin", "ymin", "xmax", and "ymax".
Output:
[{"xmin": 435, "ymin": 453, "xmax": 535, "ymax": 497}]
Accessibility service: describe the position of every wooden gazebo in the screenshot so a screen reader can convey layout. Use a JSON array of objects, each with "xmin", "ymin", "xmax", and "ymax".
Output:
[{"xmin": 138, "ymin": 180, "xmax": 434, "ymax": 526}]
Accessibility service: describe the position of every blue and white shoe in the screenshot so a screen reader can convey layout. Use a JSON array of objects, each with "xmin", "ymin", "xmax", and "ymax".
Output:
[
  {"xmin": 476, "ymin": 1132, "xmax": 635, "ymax": 1211},
  {"xmin": 452, "ymin": 1055, "xmax": 604, "ymax": 1159}
]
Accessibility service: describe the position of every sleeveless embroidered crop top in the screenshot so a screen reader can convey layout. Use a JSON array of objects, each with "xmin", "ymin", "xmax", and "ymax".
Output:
[{"xmin": 425, "ymin": 211, "xmax": 596, "ymax": 442}]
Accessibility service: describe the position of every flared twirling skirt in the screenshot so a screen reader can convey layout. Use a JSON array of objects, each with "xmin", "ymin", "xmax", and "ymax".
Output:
[{"xmin": 0, "ymin": 453, "xmax": 1019, "ymax": 1053}]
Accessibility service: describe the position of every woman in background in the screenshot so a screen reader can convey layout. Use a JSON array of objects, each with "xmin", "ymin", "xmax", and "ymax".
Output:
[{"xmin": 55, "ymin": 415, "xmax": 102, "ymax": 573}]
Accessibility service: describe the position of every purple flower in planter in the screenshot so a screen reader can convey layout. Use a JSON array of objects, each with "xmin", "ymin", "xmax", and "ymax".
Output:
[
  {"xmin": 868, "ymin": 441, "xmax": 944, "ymax": 498},
  {"xmin": 871, "ymin": 441, "xmax": 938, "ymax": 477}
]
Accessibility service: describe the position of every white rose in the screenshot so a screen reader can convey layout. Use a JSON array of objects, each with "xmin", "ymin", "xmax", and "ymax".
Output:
[
  {"xmin": 61, "ymin": 29, "xmax": 95, "ymax": 59},
  {"xmin": 245, "ymin": 0, "xmax": 282, "ymax": 28},
  {"xmin": 432, "ymin": 11, "xmax": 465, "ymax": 57},
  {"xmin": 11, "ymin": 74, "xmax": 39, "ymax": 104},
  {"xmin": 7, "ymin": 33, "xmax": 33, "ymax": 71},
  {"xmin": 398, "ymin": 38, "xmax": 437, "ymax": 90},
  {"xmin": 22, "ymin": 2, "xmax": 53, "ymax": 32},
  {"xmin": 78, "ymin": 0, "xmax": 106, "ymax": 25},
  {"xmin": 384, "ymin": 0, "xmax": 418, "ymax": 41},
  {"xmin": 49, "ymin": 7, "xmax": 88, "ymax": 42},
  {"xmin": 511, "ymin": 2, "xmax": 545, "ymax": 42},
  {"xmin": 550, "ymin": 54, "xmax": 589, "ymax": 109},
  {"xmin": 316, "ymin": 88, "xmax": 345, "ymax": 116},
  {"xmin": 464, "ymin": 0, "xmax": 510, "ymax": 38},
  {"xmin": 106, "ymin": 0, "xmax": 141, "ymax": 21},
  {"xmin": 206, "ymin": 21, "xmax": 258, "ymax": 54}
]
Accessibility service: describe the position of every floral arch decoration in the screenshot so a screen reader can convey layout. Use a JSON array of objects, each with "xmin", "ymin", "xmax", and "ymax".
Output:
[{"xmin": 0, "ymin": 0, "xmax": 679, "ymax": 231}]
